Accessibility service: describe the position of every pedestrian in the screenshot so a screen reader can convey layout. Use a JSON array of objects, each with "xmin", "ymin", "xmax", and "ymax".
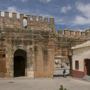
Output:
[{"xmin": 63, "ymin": 69, "xmax": 66, "ymax": 78}]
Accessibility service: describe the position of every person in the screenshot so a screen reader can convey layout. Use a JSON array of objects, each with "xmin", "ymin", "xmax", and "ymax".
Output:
[
  {"xmin": 63, "ymin": 69, "xmax": 66, "ymax": 78},
  {"xmin": 66, "ymin": 62, "xmax": 69, "ymax": 66}
]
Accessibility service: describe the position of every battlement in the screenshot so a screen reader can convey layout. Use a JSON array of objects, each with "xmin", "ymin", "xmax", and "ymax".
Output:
[
  {"xmin": 0, "ymin": 11, "xmax": 54, "ymax": 24},
  {"xmin": 58, "ymin": 29, "xmax": 87, "ymax": 38},
  {"xmin": 0, "ymin": 10, "xmax": 55, "ymax": 32}
]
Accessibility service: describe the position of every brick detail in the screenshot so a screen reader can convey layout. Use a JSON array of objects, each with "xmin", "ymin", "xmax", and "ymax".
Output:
[{"xmin": 72, "ymin": 70, "xmax": 85, "ymax": 78}]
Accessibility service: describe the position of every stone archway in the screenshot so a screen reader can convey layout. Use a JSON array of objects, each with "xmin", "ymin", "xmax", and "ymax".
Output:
[{"xmin": 14, "ymin": 49, "xmax": 27, "ymax": 77}]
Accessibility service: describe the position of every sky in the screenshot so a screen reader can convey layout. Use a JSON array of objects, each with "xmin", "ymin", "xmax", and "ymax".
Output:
[{"xmin": 0, "ymin": 0, "xmax": 90, "ymax": 31}]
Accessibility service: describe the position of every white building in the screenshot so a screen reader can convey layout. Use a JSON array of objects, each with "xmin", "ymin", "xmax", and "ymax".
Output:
[{"xmin": 72, "ymin": 41, "xmax": 90, "ymax": 78}]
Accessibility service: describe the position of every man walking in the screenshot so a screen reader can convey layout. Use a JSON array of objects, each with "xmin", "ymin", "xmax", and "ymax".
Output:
[{"xmin": 63, "ymin": 69, "xmax": 66, "ymax": 78}]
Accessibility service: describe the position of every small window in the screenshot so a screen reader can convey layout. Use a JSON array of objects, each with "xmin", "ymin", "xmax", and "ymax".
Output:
[{"xmin": 75, "ymin": 61, "xmax": 79, "ymax": 70}]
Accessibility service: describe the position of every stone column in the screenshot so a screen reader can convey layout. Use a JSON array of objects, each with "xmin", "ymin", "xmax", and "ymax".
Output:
[
  {"xmin": 47, "ymin": 48, "xmax": 55, "ymax": 78},
  {"xmin": 47, "ymin": 45, "xmax": 55, "ymax": 78},
  {"xmin": 34, "ymin": 45, "xmax": 44, "ymax": 77},
  {"xmin": 26, "ymin": 47, "xmax": 34, "ymax": 78},
  {"xmin": 6, "ymin": 44, "xmax": 14, "ymax": 77}
]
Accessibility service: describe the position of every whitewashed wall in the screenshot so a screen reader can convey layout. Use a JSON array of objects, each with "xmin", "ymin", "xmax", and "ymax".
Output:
[{"xmin": 72, "ymin": 47, "xmax": 90, "ymax": 72}]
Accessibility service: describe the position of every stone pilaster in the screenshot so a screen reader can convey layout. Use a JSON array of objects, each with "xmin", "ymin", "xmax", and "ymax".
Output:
[
  {"xmin": 26, "ymin": 47, "xmax": 34, "ymax": 78},
  {"xmin": 6, "ymin": 44, "xmax": 14, "ymax": 77},
  {"xmin": 47, "ymin": 48, "xmax": 55, "ymax": 78},
  {"xmin": 34, "ymin": 45, "xmax": 44, "ymax": 77}
]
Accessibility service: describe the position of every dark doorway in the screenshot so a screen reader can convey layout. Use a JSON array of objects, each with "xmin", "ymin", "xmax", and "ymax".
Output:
[
  {"xmin": 14, "ymin": 49, "xmax": 26, "ymax": 77},
  {"xmin": 85, "ymin": 59, "xmax": 90, "ymax": 76},
  {"xmin": 68, "ymin": 56, "xmax": 72, "ymax": 76}
]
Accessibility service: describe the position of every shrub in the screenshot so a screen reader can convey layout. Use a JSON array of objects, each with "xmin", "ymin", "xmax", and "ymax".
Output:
[{"xmin": 59, "ymin": 85, "xmax": 67, "ymax": 90}]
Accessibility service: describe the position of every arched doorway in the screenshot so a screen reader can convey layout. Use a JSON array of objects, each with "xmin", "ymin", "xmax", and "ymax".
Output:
[{"xmin": 14, "ymin": 49, "xmax": 27, "ymax": 77}]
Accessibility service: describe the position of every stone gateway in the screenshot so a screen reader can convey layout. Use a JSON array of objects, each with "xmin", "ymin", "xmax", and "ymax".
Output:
[
  {"xmin": 0, "ymin": 11, "xmax": 55, "ymax": 78},
  {"xmin": 0, "ymin": 10, "xmax": 90, "ymax": 78}
]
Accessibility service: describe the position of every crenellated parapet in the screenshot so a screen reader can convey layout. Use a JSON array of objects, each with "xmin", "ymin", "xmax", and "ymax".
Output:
[
  {"xmin": 24, "ymin": 14, "xmax": 55, "ymax": 30},
  {"xmin": 0, "ymin": 11, "xmax": 22, "ymax": 29},
  {"xmin": 57, "ymin": 29, "xmax": 89, "ymax": 39},
  {"xmin": 0, "ymin": 10, "xmax": 56, "ymax": 32}
]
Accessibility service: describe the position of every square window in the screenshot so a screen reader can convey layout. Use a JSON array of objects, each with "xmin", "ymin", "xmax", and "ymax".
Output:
[{"xmin": 75, "ymin": 61, "xmax": 79, "ymax": 70}]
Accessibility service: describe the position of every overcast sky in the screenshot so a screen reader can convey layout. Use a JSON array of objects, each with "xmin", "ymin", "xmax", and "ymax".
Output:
[{"xmin": 0, "ymin": 0, "xmax": 90, "ymax": 30}]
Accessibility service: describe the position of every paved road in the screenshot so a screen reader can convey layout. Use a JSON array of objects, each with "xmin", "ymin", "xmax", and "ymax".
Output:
[
  {"xmin": 54, "ymin": 68, "xmax": 70, "ymax": 76},
  {"xmin": 0, "ymin": 77, "xmax": 90, "ymax": 90}
]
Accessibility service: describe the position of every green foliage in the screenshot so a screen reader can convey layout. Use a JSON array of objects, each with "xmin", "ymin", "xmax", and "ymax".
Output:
[{"xmin": 59, "ymin": 85, "xmax": 67, "ymax": 90}]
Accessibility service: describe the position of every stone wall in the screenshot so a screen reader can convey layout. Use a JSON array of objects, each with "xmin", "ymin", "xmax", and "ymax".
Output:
[
  {"xmin": 0, "ymin": 11, "xmax": 56, "ymax": 33},
  {"xmin": 72, "ymin": 47, "xmax": 90, "ymax": 72},
  {"xmin": 0, "ymin": 29, "xmax": 55, "ymax": 78},
  {"xmin": 57, "ymin": 28, "xmax": 90, "ymax": 39},
  {"xmin": 0, "ymin": 50, "xmax": 7, "ymax": 77},
  {"xmin": 0, "ymin": 10, "xmax": 90, "ymax": 78}
]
